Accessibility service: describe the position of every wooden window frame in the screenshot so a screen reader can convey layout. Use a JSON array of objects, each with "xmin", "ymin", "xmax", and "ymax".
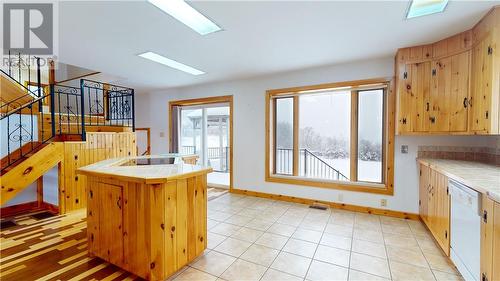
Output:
[{"xmin": 265, "ymin": 78, "xmax": 395, "ymax": 195}]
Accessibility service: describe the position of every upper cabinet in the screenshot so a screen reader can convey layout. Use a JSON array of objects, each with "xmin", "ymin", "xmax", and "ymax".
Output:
[{"xmin": 396, "ymin": 7, "xmax": 500, "ymax": 135}]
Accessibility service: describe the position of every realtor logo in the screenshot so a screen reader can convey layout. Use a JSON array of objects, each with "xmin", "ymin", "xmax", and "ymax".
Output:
[{"xmin": 3, "ymin": 3, "xmax": 53, "ymax": 55}]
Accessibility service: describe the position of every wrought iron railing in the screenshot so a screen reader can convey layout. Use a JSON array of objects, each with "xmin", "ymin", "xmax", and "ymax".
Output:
[
  {"xmin": 275, "ymin": 148, "xmax": 349, "ymax": 181},
  {"xmin": 1, "ymin": 52, "xmax": 43, "ymax": 117},
  {"xmin": 0, "ymin": 92, "xmax": 55, "ymax": 173},
  {"xmin": 80, "ymin": 79, "xmax": 135, "ymax": 136},
  {"xmin": 53, "ymin": 85, "xmax": 83, "ymax": 135},
  {"xmin": 1, "ymin": 55, "xmax": 137, "ymax": 171}
]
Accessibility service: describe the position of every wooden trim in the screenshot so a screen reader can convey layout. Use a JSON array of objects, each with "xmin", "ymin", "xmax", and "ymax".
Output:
[
  {"xmin": 265, "ymin": 175, "xmax": 393, "ymax": 195},
  {"xmin": 55, "ymin": 71, "xmax": 100, "ymax": 84},
  {"xmin": 37, "ymin": 176, "xmax": 44, "ymax": 208},
  {"xmin": 265, "ymin": 78, "xmax": 395, "ymax": 195},
  {"xmin": 266, "ymin": 93, "xmax": 273, "ymax": 177},
  {"xmin": 0, "ymin": 201, "xmax": 59, "ymax": 219},
  {"xmin": 350, "ymin": 91, "xmax": 358, "ymax": 182},
  {"xmin": 135, "ymin": 127, "xmax": 151, "ymax": 155},
  {"xmin": 230, "ymin": 188, "xmax": 419, "ymax": 220},
  {"xmin": 168, "ymin": 95, "xmax": 234, "ymax": 191},
  {"xmin": 292, "ymin": 96, "xmax": 299, "ymax": 176},
  {"xmin": 0, "ymin": 202, "xmax": 39, "ymax": 218},
  {"xmin": 385, "ymin": 79, "xmax": 396, "ymax": 194},
  {"xmin": 267, "ymin": 77, "xmax": 392, "ymax": 96},
  {"xmin": 40, "ymin": 202, "xmax": 59, "ymax": 214}
]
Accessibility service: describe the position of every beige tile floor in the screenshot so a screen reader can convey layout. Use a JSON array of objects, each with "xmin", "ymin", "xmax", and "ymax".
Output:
[{"xmin": 170, "ymin": 193, "xmax": 463, "ymax": 281}]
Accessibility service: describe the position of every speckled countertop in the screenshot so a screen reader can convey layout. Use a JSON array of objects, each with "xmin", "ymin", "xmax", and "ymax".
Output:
[{"xmin": 418, "ymin": 158, "xmax": 500, "ymax": 203}]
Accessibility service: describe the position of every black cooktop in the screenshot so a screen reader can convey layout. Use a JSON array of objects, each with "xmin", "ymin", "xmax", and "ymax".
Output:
[{"xmin": 120, "ymin": 157, "xmax": 176, "ymax": 166}]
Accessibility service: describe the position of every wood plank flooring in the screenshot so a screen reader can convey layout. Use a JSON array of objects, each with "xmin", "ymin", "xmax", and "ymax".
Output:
[{"xmin": 0, "ymin": 210, "xmax": 142, "ymax": 281}]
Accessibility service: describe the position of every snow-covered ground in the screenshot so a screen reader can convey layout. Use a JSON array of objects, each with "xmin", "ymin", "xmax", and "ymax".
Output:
[{"xmin": 275, "ymin": 150, "xmax": 382, "ymax": 183}]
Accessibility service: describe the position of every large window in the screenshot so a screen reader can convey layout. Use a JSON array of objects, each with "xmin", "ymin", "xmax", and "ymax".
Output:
[{"xmin": 266, "ymin": 79, "xmax": 394, "ymax": 194}]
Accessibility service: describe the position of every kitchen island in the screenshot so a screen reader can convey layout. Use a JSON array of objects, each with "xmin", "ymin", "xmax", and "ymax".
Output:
[{"xmin": 77, "ymin": 155, "xmax": 212, "ymax": 281}]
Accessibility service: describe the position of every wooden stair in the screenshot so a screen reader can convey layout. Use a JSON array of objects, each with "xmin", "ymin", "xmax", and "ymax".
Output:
[
  {"xmin": 0, "ymin": 72, "xmax": 37, "ymax": 115},
  {"xmin": 1, "ymin": 142, "xmax": 64, "ymax": 205},
  {"xmin": 0, "ymin": 141, "xmax": 45, "ymax": 175}
]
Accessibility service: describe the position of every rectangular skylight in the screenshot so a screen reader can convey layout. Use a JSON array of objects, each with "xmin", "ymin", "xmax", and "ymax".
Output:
[
  {"xmin": 148, "ymin": 0, "xmax": 221, "ymax": 35},
  {"xmin": 138, "ymin": 52, "xmax": 205, "ymax": 75},
  {"xmin": 406, "ymin": 0, "xmax": 449, "ymax": 19}
]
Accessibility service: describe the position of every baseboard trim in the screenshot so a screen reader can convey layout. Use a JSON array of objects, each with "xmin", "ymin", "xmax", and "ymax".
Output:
[
  {"xmin": 1, "ymin": 201, "xmax": 59, "ymax": 219},
  {"xmin": 230, "ymin": 188, "xmax": 419, "ymax": 220}
]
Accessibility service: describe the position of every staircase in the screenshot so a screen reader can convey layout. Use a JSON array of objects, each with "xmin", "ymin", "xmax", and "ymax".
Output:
[{"xmin": 0, "ymin": 52, "xmax": 136, "ymax": 207}]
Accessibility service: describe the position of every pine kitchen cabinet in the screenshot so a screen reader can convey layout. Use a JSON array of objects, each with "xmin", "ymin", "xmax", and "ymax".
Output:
[
  {"xmin": 396, "ymin": 7, "xmax": 499, "ymax": 135},
  {"xmin": 419, "ymin": 163, "xmax": 450, "ymax": 255},
  {"xmin": 418, "ymin": 158, "xmax": 500, "ymax": 281},
  {"xmin": 77, "ymin": 156, "xmax": 212, "ymax": 281},
  {"xmin": 470, "ymin": 28, "xmax": 499, "ymax": 134}
]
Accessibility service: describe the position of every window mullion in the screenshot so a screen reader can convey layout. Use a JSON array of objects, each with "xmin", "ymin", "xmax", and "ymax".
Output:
[
  {"xmin": 293, "ymin": 96, "xmax": 299, "ymax": 176},
  {"xmin": 350, "ymin": 91, "xmax": 358, "ymax": 182}
]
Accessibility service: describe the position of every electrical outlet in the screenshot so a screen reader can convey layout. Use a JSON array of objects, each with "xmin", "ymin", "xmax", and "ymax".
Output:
[
  {"xmin": 338, "ymin": 194, "xmax": 343, "ymax": 202},
  {"xmin": 380, "ymin": 199, "xmax": 387, "ymax": 207},
  {"xmin": 159, "ymin": 132, "xmax": 165, "ymax": 137},
  {"xmin": 401, "ymin": 145, "xmax": 409, "ymax": 154}
]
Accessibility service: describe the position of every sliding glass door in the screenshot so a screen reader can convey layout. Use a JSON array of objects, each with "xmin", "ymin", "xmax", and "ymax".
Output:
[{"xmin": 177, "ymin": 103, "xmax": 230, "ymax": 187}]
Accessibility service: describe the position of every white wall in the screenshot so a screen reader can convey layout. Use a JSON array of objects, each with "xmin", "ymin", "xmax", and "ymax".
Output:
[{"xmin": 137, "ymin": 57, "xmax": 497, "ymax": 213}]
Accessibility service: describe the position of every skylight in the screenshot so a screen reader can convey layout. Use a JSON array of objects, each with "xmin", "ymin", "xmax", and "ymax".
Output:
[
  {"xmin": 406, "ymin": 0, "xmax": 449, "ymax": 19},
  {"xmin": 138, "ymin": 52, "xmax": 205, "ymax": 75},
  {"xmin": 148, "ymin": 0, "xmax": 222, "ymax": 35}
]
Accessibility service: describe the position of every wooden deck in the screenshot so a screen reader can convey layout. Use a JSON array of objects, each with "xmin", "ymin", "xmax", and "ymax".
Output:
[{"xmin": 0, "ymin": 210, "xmax": 142, "ymax": 281}]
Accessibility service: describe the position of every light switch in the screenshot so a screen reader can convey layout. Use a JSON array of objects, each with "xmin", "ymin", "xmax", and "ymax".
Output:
[{"xmin": 401, "ymin": 145, "xmax": 409, "ymax": 154}]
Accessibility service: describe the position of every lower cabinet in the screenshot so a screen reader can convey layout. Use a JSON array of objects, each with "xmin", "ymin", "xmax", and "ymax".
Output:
[
  {"xmin": 418, "ymin": 164, "xmax": 450, "ymax": 255},
  {"xmin": 481, "ymin": 197, "xmax": 500, "ymax": 281},
  {"xmin": 419, "ymin": 163, "xmax": 500, "ymax": 280}
]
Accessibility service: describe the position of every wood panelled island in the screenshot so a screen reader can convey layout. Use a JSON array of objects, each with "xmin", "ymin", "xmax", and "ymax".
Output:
[{"xmin": 77, "ymin": 156, "xmax": 212, "ymax": 280}]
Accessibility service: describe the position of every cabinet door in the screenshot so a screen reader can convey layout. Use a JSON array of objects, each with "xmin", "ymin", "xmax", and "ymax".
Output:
[
  {"xmin": 449, "ymin": 51, "xmax": 470, "ymax": 132},
  {"xmin": 430, "ymin": 57, "xmax": 452, "ymax": 132},
  {"xmin": 430, "ymin": 52, "xmax": 470, "ymax": 133},
  {"xmin": 434, "ymin": 172, "xmax": 450, "ymax": 255},
  {"xmin": 470, "ymin": 30, "xmax": 499, "ymax": 134},
  {"xmin": 397, "ymin": 63, "xmax": 413, "ymax": 133},
  {"xmin": 490, "ymin": 201, "xmax": 499, "ymax": 281},
  {"xmin": 98, "ymin": 182, "xmax": 124, "ymax": 266},
  {"xmin": 427, "ymin": 169, "xmax": 438, "ymax": 232},
  {"xmin": 419, "ymin": 164, "xmax": 430, "ymax": 223},
  {"xmin": 480, "ymin": 197, "xmax": 494, "ymax": 281},
  {"xmin": 411, "ymin": 62, "xmax": 432, "ymax": 132}
]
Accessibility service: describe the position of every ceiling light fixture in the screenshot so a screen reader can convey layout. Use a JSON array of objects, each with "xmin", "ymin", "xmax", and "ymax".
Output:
[
  {"xmin": 406, "ymin": 0, "xmax": 449, "ymax": 19},
  {"xmin": 138, "ymin": 51, "xmax": 205, "ymax": 75},
  {"xmin": 148, "ymin": 0, "xmax": 222, "ymax": 35}
]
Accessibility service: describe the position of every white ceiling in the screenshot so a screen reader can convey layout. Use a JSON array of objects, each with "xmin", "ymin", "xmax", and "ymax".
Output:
[{"xmin": 58, "ymin": 1, "xmax": 499, "ymax": 92}]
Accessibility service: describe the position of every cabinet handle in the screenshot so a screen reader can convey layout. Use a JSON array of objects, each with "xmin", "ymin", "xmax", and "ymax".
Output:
[
  {"xmin": 117, "ymin": 197, "xmax": 122, "ymax": 209},
  {"xmin": 463, "ymin": 97, "xmax": 468, "ymax": 108},
  {"xmin": 432, "ymin": 69, "xmax": 436, "ymax": 76},
  {"xmin": 485, "ymin": 111, "xmax": 489, "ymax": 119},
  {"xmin": 468, "ymin": 97, "xmax": 472, "ymax": 107},
  {"xmin": 426, "ymin": 102, "xmax": 430, "ymax": 111},
  {"xmin": 430, "ymin": 117, "xmax": 436, "ymax": 123}
]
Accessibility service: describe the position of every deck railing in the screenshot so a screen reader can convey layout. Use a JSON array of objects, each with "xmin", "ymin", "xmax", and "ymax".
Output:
[
  {"xmin": 181, "ymin": 145, "xmax": 229, "ymax": 172},
  {"xmin": 275, "ymin": 148, "xmax": 349, "ymax": 181}
]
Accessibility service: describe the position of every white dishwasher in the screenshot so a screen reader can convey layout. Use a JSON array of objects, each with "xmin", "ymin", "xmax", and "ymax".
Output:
[{"xmin": 450, "ymin": 179, "xmax": 481, "ymax": 281}]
